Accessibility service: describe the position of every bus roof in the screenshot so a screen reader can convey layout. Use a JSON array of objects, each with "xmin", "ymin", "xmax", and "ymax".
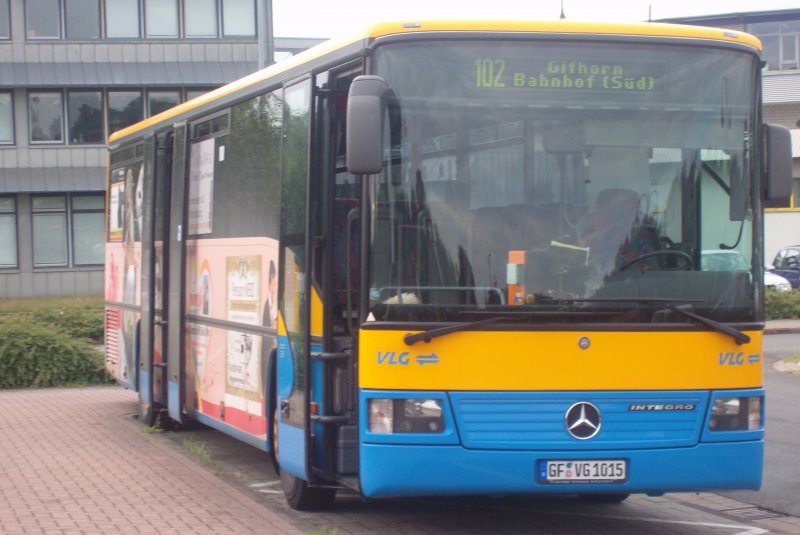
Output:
[{"xmin": 109, "ymin": 19, "xmax": 761, "ymax": 144}]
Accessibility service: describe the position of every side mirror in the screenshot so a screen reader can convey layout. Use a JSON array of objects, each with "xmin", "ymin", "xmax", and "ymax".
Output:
[
  {"xmin": 346, "ymin": 75, "xmax": 390, "ymax": 175},
  {"xmin": 764, "ymin": 124, "xmax": 792, "ymax": 204}
]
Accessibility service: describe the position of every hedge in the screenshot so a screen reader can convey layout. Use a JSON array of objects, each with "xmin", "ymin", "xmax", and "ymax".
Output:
[{"xmin": 0, "ymin": 315, "xmax": 111, "ymax": 389}]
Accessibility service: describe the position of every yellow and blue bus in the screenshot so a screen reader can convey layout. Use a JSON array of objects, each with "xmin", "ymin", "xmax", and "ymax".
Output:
[{"xmin": 104, "ymin": 19, "xmax": 792, "ymax": 510}]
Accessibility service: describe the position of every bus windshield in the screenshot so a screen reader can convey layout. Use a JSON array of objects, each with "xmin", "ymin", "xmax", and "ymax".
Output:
[{"xmin": 367, "ymin": 40, "xmax": 759, "ymax": 325}]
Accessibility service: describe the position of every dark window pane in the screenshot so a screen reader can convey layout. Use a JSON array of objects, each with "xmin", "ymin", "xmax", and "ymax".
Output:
[
  {"xmin": 0, "ymin": 93, "xmax": 12, "ymax": 143},
  {"xmin": 222, "ymin": 0, "xmax": 255, "ymax": 37},
  {"xmin": 65, "ymin": 0, "xmax": 99, "ymax": 39},
  {"xmin": 108, "ymin": 91, "xmax": 143, "ymax": 135},
  {"xmin": 185, "ymin": 0, "xmax": 217, "ymax": 37},
  {"xmin": 26, "ymin": 0, "xmax": 61, "ymax": 38},
  {"xmin": 29, "ymin": 92, "xmax": 63, "ymax": 143},
  {"xmin": 148, "ymin": 90, "xmax": 180, "ymax": 117},
  {"xmin": 106, "ymin": 0, "xmax": 139, "ymax": 38},
  {"xmin": 68, "ymin": 91, "xmax": 103, "ymax": 143},
  {"xmin": 145, "ymin": 0, "xmax": 177, "ymax": 38}
]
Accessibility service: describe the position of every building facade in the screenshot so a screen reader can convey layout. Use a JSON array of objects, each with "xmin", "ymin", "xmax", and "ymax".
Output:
[
  {"xmin": 0, "ymin": 0, "xmax": 322, "ymax": 299},
  {"xmin": 663, "ymin": 9, "xmax": 800, "ymax": 262}
]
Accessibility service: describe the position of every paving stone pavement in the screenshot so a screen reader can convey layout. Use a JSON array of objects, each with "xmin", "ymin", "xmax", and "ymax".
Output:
[
  {"xmin": 0, "ymin": 386, "xmax": 302, "ymax": 535},
  {"xmin": 3, "ymin": 385, "xmax": 800, "ymax": 535}
]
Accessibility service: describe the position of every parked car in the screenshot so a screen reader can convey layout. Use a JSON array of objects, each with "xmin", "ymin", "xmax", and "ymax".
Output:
[
  {"xmin": 764, "ymin": 270, "xmax": 793, "ymax": 292},
  {"xmin": 701, "ymin": 249, "xmax": 792, "ymax": 292},
  {"xmin": 770, "ymin": 246, "xmax": 800, "ymax": 289}
]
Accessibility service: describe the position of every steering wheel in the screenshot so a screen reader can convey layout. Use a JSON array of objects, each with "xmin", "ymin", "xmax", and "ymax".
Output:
[{"xmin": 618, "ymin": 250, "xmax": 694, "ymax": 272}]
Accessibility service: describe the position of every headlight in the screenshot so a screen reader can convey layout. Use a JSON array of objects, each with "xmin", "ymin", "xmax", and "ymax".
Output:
[
  {"xmin": 709, "ymin": 396, "xmax": 762, "ymax": 431},
  {"xmin": 368, "ymin": 398, "xmax": 444, "ymax": 433}
]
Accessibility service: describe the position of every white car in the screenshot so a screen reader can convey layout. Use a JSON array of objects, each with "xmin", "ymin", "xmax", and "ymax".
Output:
[
  {"xmin": 701, "ymin": 250, "xmax": 792, "ymax": 292},
  {"xmin": 764, "ymin": 270, "xmax": 792, "ymax": 292}
]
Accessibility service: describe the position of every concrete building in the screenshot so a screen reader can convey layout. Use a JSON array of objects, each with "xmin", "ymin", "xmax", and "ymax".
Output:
[
  {"xmin": 662, "ymin": 8, "xmax": 800, "ymax": 262},
  {"xmin": 0, "ymin": 0, "xmax": 323, "ymax": 298}
]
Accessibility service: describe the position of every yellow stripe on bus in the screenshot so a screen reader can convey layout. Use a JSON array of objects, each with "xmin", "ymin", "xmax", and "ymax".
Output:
[{"xmin": 359, "ymin": 328, "xmax": 763, "ymax": 391}]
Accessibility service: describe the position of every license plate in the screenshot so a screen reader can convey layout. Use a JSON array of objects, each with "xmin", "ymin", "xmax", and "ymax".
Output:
[{"xmin": 539, "ymin": 459, "xmax": 627, "ymax": 483}]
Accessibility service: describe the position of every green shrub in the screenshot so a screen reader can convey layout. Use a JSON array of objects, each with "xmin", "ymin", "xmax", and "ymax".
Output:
[
  {"xmin": 0, "ymin": 316, "xmax": 112, "ymax": 389},
  {"xmin": 32, "ymin": 308, "xmax": 104, "ymax": 344},
  {"xmin": 765, "ymin": 288, "xmax": 800, "ymax": 320}
]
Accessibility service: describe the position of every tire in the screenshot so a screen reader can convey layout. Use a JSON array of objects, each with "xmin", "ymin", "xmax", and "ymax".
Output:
[
  {"xmin": 578, "ymin": 493, "xmax": 630, "ymax": 504},
  {"xmin": 280, "ymin": 469, "xmax": 337, "ymax": 511},
  {"xmin": 271, "ymin": 360, "xmax": 336, "ymax": 511}
]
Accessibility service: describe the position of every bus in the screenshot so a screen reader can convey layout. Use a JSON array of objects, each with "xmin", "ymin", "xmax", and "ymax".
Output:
[{"xmin": 104, "ymin": 19, "xmax": 792, "ymax": 510}]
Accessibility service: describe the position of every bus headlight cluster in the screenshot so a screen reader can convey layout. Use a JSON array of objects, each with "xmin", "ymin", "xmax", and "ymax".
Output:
[
  {"xmin": 709, "ymin": 396, "xmax": 762, "ymax": 431},
  {"xmin": 368, "ymin": 399, "xmax": 444, "ymax": 434}
]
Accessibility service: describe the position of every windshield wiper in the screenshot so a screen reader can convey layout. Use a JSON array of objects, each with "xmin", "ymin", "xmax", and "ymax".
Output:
[
  {"xmin": 403, "ymin": 316, "xmax": 511, "ymax": 346},
  {"xmin": 664, "ymin": 304, "xmax": 750, "ymax": 345},
  {"xmin": 568, "ymin": 297, "xmax": 749, "ymax": 344}
]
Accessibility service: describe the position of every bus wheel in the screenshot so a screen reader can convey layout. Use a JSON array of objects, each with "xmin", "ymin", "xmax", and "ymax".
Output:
[
  {"xmin": 280, "ymin": 470, "xmax": 337, "ymax": 511},
  {"xmin": 578, "ymin": 493, "xmax": 630, "ymax": 504}
]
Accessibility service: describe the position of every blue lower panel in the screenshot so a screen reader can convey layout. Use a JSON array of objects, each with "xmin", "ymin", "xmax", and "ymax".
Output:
[{"xmin": 359, "ymin": 441, "xmax": 762, "ymax": 498}]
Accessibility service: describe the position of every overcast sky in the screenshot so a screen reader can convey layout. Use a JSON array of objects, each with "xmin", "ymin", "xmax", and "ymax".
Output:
[{"xmin": 273, "ymin": 0, "xmax": 798, "ymax": 39}]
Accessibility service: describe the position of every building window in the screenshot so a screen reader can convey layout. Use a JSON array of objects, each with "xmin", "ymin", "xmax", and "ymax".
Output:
[
  {"xmin": 71, "ymin": 195, "xmax": 104, "ymax": 265},
  {"xmin": 108, "ymin": 90, "xmax": 143, "ymax": 135},
  {"xmin": 145, "ymin": 0, "xmax": 178, "ymax": 38},
  {"xmin": 26, "ymin": 0, "xmax": 62, "ymax": 39},
  {"xmin": 0, "ymin": 92, "xmax": 13, "ymax": 144},
  {"xmin": 67, "ymin": 90, "xmax": 103, "ymax": 143},
  {"xmin": 106, "ymin": 0, "xmax": 140, "ymax": 38},
  {"xmin": 32, "ymin": 196, "xmax": 68, "ymax": 267},
  {"xmin": 185, "ymin": 0, "xmax": 217, "ymax": 37},
  {"xmin": 749, "ymin": 20, "xmax": 800, "ymax": 71},
  {"xmin": 0, "ymin": 197, "xmax": 17, "ymax": 268},
  {"xmin": 0, "ymin": 0, "xmax": 10, "ymax": 39},
  {"xmin": 65, "ymin": 0, "xmax": 100, "ymax": 39},
  {"xmin": 147, "ymin": 90, "xmax": 180, "ymax": 117},
  {"xmin": 187, "ymin": 88, "xmax": 217, "ymax": 100},
  {"xmin": 29, "ymin": 92, "xmax": 64, "ymax": 143},
  {"xmin": 222, "ymin": 0, "xmax": 255, "ymax": 37}
]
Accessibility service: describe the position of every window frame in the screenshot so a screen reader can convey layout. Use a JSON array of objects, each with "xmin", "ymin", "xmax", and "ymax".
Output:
[
  {"xmin": 31, "ymin": 194, "xmax": 69, "ymax": 268},
  {"xmin": 28, "ymin": 90, "xmax": 65, "ymax": 144},
  {"xmin": 107, "ymin": 89, "xmax": 144, "ymax": 137},
  {"xmin": 105, "ymin": 0, "xmax": 142, "ymax": 39},
  {"xmin": 144, "ymin": 0, "xmax": 179, "ymax": 39},
  {"xmin": 0, "ymin": 196, "xmax": 18, "ymax": 269},
  {"xmin": 67, "ymin": 89, "xmax": 104, "ymax": 144},
  {"xmin": 0, "ymin": 91, "xmax": 14, "ymax": 145},
  {"xmin": 221, "ymin": 0, "xmax": 256, "ymax": 38},
  {"xmin": 25, "ymin": 0, "xmax": 63, "ymax": 40},
  {"xmin": 185, "ymin": 0, "xmax": 218, "ymax": 38},
  {"xmin": 0, "ymin": 0, "xmax": 10, "ymax": 40},
  {"xmin": 749, "ymin": 18, "xmax": 800, "ymax": 71},
  {"xmin": 64, "ymin": 0, "xmax": 101, "ymax": 40},
  {"xmin": 70, "ymin": 193, "xmax": 105, "ymax": 266}
]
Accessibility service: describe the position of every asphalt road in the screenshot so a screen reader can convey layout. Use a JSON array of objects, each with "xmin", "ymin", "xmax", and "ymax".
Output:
[{"xmin": 722, "ymin": 333, "xmax": 800, "ymax": 518}]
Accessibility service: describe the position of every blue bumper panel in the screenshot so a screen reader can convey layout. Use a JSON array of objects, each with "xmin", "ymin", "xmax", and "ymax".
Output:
[{"xmin": 359, "ymin": 441, "xmax": 763, "ymax": 498}]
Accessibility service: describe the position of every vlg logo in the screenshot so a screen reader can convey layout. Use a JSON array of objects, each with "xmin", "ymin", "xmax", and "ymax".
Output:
[
  {"xmin": 718, "ymin": 352, "xmax": 761, "ymax": 366},
  {"xmin": 376, "ymin": 351, "xmax": 441, "ymax": 366}
]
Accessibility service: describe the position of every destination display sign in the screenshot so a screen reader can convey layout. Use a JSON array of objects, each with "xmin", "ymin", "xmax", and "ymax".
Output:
[{"xmin": 472, "ymin": 57, "xmax": 664, "ymax": 94}]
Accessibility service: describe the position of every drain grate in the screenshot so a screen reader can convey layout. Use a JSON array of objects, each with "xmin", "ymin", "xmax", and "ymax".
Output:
[{"xmin": 721, "ymin": 507, "xmax": 785, "ymax": 521}]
